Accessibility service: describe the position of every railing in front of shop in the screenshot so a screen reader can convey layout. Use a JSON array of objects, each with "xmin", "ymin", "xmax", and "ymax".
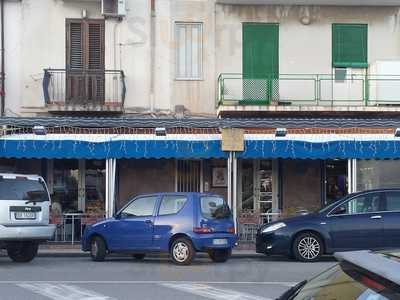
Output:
[
  {"xmin": 237, "ymin": 211, "xmax": 281, "ymax": 243},
  {"xmin": 50, "ymin": 213, "xmax": 106, "ymax": 245},
  {"xmin": 217, "ymin": 73, "xmax": 400, "ymax": 108}
]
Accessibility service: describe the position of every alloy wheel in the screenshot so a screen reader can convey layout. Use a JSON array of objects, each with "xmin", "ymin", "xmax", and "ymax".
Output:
[
  {"xmin": 297, "ymin": 236, "xmax": 321, "ymax": 260},
  {"xmin": 173, "ymin": 242, "xmax": 189, "ymax": 263}
]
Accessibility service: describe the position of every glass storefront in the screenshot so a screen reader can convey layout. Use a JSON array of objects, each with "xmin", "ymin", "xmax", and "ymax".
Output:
[{"xmin": 356, "ymin": 160, "xmax": 400, "ymax": 191}]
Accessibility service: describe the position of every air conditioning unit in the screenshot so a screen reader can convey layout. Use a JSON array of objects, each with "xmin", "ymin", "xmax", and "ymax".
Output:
[{"xmin": 102, "ymin": 0, "xmax": 126, "ymax": 17}]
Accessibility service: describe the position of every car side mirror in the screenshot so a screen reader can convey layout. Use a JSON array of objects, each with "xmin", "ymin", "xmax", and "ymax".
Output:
[{"xmin": 114, "ymin": 213, "xmax": 121, "ymax": 219}]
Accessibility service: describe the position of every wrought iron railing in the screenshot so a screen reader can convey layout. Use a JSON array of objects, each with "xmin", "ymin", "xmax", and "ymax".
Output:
[
  {"xmin": 217, "ymin": 73, "xmax": 400, "ymax": 107},
  {"xmin": 43, "ymin": 69, "xmax": 126, "ymax": 108}
]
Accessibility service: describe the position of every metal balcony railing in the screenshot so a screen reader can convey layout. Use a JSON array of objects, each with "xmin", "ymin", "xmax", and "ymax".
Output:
[
  {"xmin": 43, "ymin": 69, "xmax": 126, "ymax": 110},
  {"xmin": 217, "ymin": 73, "xmax": 400, "ymax": 108}
]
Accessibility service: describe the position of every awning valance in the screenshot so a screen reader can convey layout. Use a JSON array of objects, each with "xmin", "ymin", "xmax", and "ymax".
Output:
[
  {"xmin": 0, "ymin": 134, "xmax": 227, "ymax": 159},
  {"xmin": 238, "ymin": 134, "xmax": 400, "ymax": 159},
  {"xmin": 2, "ymin": 133, "xmax": 400, "ymax": 160}
]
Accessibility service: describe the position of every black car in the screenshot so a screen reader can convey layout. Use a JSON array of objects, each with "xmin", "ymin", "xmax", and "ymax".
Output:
[
  {"xmin": 277, "ymin": 250, "xmax": 400, "ymax": 300},
  {"xmin": 256, "ymin": 189, "xmax": 400, "ymax": 262}
]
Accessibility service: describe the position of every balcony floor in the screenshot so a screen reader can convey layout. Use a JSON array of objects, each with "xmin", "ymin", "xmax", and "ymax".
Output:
[
  {"xmin": 46, "ymin": 102, "xmax": 124, "ymax": 113},
  {"xmin": 217, "ymin": 104, "xmax": 400, "ymax": 118}
]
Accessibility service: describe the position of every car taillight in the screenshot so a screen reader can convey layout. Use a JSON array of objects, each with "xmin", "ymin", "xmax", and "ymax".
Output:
[
  {"xmin": 227, "ymin": 227, "xmax": 235, "ymax": 234},
  {"xmin": 360, "ymin": 275, "xmax": 386, "ymax": 292},
  {"xmin": 193, "ymin": 227, "xmax": 212, "ymax": 234}
]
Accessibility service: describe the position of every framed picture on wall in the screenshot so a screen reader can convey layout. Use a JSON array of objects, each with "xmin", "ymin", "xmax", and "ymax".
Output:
[{"xmin": 212, "ymin": 167, "xmax": 228, "ymax": 187}]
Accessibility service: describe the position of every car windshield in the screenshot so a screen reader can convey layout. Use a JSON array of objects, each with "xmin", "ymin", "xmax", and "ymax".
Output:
[
  {"xmin": 0, "ymin": 178, "xmax": 49, "ymax": 202},
  {"xmin": 288, "ymin": 263, "xmax": 400, "ymax": 300},
  {"xmin": 200, "ymin": 196, "xmax": 231, "ymax": 220}
]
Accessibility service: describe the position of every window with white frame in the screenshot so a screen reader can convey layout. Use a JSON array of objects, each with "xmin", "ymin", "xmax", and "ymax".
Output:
[{"xmin": 175, "ymin": 22, "xmax": 203, "ymax": 80}]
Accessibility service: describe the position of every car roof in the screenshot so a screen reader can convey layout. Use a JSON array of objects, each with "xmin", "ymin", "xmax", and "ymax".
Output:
[
  {"xmin": 335, "ymin": 250, "xmax": 400, "ymax": 286},
  {"xmin": 0, "ymin": 173, "xmax": 42, "ymax": 180}
]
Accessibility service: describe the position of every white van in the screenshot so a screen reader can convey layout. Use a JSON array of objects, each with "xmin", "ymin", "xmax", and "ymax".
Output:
[{"xmin": 0, "ymin": 173, "xmax": 56, "ymax": 262}]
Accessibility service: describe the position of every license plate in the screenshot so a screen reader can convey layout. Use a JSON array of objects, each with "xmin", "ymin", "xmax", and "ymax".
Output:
[
  {"xmin": 15, "ymin": 212, "xmax": 36, "ymax": 220},
  {"xmin": 213, "ymin": 238, "xmax": 228, "ymax": 245}
]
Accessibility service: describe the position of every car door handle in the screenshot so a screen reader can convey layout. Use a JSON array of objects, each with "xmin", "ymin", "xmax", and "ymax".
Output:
[
  {"xmin": 145, "ymin": 220, "xmax": 153, "ymax": 225},
  {"xmin": 370, "ymin": 215, "xmax": 382, "ymax": 219}
]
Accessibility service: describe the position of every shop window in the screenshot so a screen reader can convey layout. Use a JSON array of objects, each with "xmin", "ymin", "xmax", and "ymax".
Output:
[
  {"xmin": 357, "ymin": 160, "xmax": 400, "ymax": 191},
  {"xmin": 332, "ymin": 24, "xmax": 368, "ymax": 68},
  {"xmin": 176, "ymin": 160, "xmax": 201, "ymax": 192}
]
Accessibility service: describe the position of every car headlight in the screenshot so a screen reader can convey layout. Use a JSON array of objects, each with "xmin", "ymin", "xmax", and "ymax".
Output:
[{"xmin": 261, "ymin": 222, "xmax": 286, "ymax": 233}]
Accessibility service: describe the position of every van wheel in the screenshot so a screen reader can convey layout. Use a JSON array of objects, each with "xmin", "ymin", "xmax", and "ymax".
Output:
[
  {"xmin": 170, "ymin": 238, "xmax": 195, "ymax": 266},
  {"xmin": 208, "ymin": 248, "xmax": 231, "ymax": 263},
  {"xmin": 90, "ymin": 237, "xmax": 107, "ymax": 262},
  {"xmin": 293, "ymin": 232, "xmax": 323, "ymax": 262},
  {"xmin": 132, "ymin": 254, "xmax": 146, "ymax": 260},
  {"xmin": 7, "ymin": 242, "xmax": 38, "ymax": 263}
]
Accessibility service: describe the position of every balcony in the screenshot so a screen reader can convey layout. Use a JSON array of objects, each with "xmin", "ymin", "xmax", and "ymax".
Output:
[
  {"xmin": 217, "ymin": 73, "xmax": 400, "ymax": 116},
  {"xmin": 43, "ymin": 69, "xmax": 126, "ymax": 113}
]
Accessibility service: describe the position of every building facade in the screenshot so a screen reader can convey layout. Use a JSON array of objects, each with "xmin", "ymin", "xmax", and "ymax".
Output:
[{"xmin": 2, "ymin": 0, "xmax": 400, "ymax": 244}]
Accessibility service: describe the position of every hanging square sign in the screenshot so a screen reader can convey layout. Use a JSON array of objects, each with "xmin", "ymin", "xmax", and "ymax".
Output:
[{"xmin": 221, "ymin": 128, "xmax": 244, "ymax": 152}]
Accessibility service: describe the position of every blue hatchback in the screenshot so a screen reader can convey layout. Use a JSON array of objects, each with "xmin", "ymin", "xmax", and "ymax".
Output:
[{"xmin": 82, "ymin": 193, "xmax": 237, "ymax": 265}]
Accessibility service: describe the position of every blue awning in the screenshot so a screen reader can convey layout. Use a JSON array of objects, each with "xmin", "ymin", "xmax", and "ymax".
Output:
[
  {"xmin": 0, "ymin": 134, "xmax": 227, "ymax": 159},
  {"xmin": 2, "ymin": 133, "xmax": 400, "ymax": 160},
  {"xmin": 237, "ymin": 134, "xmax": 400, "ymax": 160}
]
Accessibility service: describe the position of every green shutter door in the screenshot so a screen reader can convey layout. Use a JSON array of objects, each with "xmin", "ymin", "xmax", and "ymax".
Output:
[{"xmin": 242, "ymin": 23, "xmax": 279, "ymax": 104}]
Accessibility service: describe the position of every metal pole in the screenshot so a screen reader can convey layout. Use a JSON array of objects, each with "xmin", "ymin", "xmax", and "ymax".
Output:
[
  {"xmin": 232, "ymin": 152, "xmax": 238, "ymax": 232},
  {"xmin": 1, "ymin": 0, "xmax": 5, "ymax": 116},
  {"xmin": 227, "ymin": 152, "xmax": 232, "ymax": 208}
]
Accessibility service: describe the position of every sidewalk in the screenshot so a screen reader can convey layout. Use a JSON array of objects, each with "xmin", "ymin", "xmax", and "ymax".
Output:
[{"xmin": 36, "ymin": 243, "xmax": 262, "ymax": 259}]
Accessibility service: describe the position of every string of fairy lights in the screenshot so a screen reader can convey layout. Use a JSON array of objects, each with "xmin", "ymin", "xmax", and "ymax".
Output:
[{"xmin": 1, "ymin": 126, "xmax": 400, "ymax": 159}]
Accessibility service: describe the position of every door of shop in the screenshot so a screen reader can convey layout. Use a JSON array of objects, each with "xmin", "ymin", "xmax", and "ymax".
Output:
[
  {"xmin": 48, "ymin": 159, "xmax": 106, "ymax": 241},
  {"xmin": 323, "ymin": 160, "xmax": 348, "ymax": 207},
  {"xmin": 237, "ymin": 160, "xmax": 278, "ymax": 242}
]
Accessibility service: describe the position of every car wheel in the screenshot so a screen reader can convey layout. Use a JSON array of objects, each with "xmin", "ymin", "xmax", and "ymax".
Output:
[
  {"xmin": 293, "ymin": 232, "xmax": 323, "ymax": 262},
  {"xmin": 170, "ymin": 238, "xmax": 195, "ymax": 266},
  {"xmin": 7, "ymin": 241, "xmax": 39, "ymax": 263},
  {"xmin": 208, "ymin": 248, "xmax": 231, "ymax": 263},
  {"xmin": 90, "ymin": 236, "xmax": 107, "ymax": 262},
  {"xmin": 132, "ymin": 254, "xmax": 146, "ymax": 260}
]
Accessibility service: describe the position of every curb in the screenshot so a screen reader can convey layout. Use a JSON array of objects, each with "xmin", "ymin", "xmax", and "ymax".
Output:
[{"xmin": 36, "ymin": 251, "xmax": 263, "ymax": 259}]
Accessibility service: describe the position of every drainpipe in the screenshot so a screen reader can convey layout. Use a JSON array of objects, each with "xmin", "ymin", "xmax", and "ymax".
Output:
[
  {"xmin": 149, "ymin": 0, "xmax": 155, "ymax": 112},
  {"xmin": 0, "ymin": 0, "xmax": 5, "ymax": 116}
]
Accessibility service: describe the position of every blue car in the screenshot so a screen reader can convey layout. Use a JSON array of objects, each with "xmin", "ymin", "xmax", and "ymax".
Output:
[
  {"xmin": 82, "ymin": 193, "xmax": 237, "ymax": 265},
  {"xmin": 256, "ymin": 189, "xmax": 400, "ymax": 262}
]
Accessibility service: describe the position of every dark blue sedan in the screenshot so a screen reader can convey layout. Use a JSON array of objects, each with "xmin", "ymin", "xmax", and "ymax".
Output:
[
  {"xmin": 256, "ymin": 189, "xmax": 400, "ymax": 262},
  {"xmin": 82, "ymin": 193, "xmax": 236, "ymax": 265}
]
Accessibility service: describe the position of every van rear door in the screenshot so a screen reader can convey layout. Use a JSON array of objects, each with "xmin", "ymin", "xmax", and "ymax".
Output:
[{"xmin": 0, "ymin": 175, "xmax": 50, "ymax": 226}]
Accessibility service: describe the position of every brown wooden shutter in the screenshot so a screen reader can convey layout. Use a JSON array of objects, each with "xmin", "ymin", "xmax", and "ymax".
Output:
[
  {"xmin": 66, "ymin": 19, "xmax": 105, "ymax": 104},
  {"xmin": 87, "ymin": 22, "xmax": 105, "ymax": 71},
  {"xmin": 87, "ymin": 21, "xmax": 105, "ymax": 103},
  {"xmin": 69, "ymin": 22, "xmax": 84, "ymax": 70}
]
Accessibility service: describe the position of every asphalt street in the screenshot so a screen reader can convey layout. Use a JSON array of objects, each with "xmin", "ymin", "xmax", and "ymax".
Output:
[{"xmin": 0, "ymin": 255, "xmax": 336, "ymax": 300}]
